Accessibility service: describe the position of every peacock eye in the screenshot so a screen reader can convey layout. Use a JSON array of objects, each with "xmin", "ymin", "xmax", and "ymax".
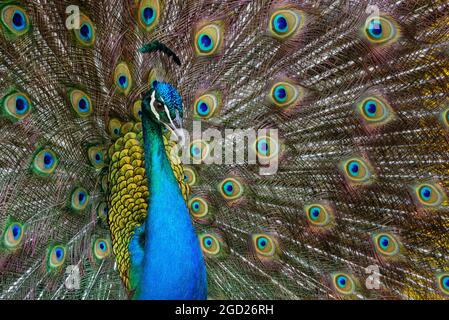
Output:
[
  {"xmin": 108, "ymin": 118, "xmax": 122, "ymax": 139},
  {"xmin": 194, "ymin": 22, "xmax": 224, "ymax": 56},
  {"xmin": 138, "ymin": 0, "xmax": 161, "ymax": 31},
  {"xmin": 183, "ymin": 166, "xmax": 197, "ymax": 186},
  {"xmin": 114, "ymin": 62, "xmax": 132, "ymax": 95},
  {"xmin": 341, "ymin": 157, "xmax": 373, "ymax": 184},
  {"xmin": 2, "ymin": 92, "xmax": 32, "ymax": 121},
  {"xmin": 32, "ymin": 149, "xmax": 59, "ymax": 176},
  {"xmin": 188, "ymin": 197, "xmax": 209, "ymax": 219},
  {"xmin": 364, "ymin": 16, "xmax": 399, "ymax": 45},
  {"xmin": 305, "ymin": 203, "xmax": 333, "ymax": 227},
  {"xmin": 70, "ymin": 187, "xmax": 90, "ymax": 212},
  {"xmin": 268, "ymin": 8, "xmax": 304, "ymax": 40},
  {"xmin": 96, "ymin": 202, "xmax": 108, "ymax": 221},
  {"xmin": 199, "ymin": 233, "xmax": 223, "ymax": 256},
  {"xmin": 254, "ymin": 136, "xmax": 279, "ymax": 160},
  {"xmin": 1, "ymin": 5, "xmax": 30, "ymax": 36},
  {"xmin": 93, "ymin": 238, "xmax": 111, "ymax": 260},
  {"xmin": 69, "ymin": 89, "xmax": 92, "ymax": 117},
  {"xmin": 194, "ymin": 92, "xmax": 221, "ymax": 119},
  {"xmin": 414, "ymin": 183, "xmax": 445, "ymax": 207},
  {"xmin": 47, "ymin": 245, "xmax": 66, "ymax": 270},
  {"xmin": 268, "ymin": 81, "xmax": 302, "ymax": 108},
  {"xmin": 332, "ymin": 273, "xmax": 356, "ymax": 295},
  {"xmin": 73, "ymin": 13, "xmax": 96, "ymax": 47},
  {"xmin": 357, "ymin": 96, "xmax": 393, "ymax": 125},
  {"xmin": 219, "ymin": 177, "xmax": 244, "ymax": 201},
  {"xmin": 3, "ymin": 222, "xmax": 24, "ymax": 249},
  {"xmin": 372, "ymin": 233, "xmax": 400, "ymax": 257},
  {"xmin": 154, "ymin": 100, "xmax": 165, "ymax": 112},
  {"xmin": 251, "ymin": 234, "xmax": 277, "ymax": 258},
  {"xmin": 437, "ymin": 273, "xmax": 449, "ymax": 296},
  {"xmin": 88, "ymin": 146, "xmax": 106, "ymax": 169}
]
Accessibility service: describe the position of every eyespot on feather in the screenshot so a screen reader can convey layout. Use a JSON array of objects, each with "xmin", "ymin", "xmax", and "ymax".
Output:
[
  {"xmin": 69, "ymin": 89, "xmax": 93, "ymax": 117},
  {"xmin": 251, "ymin": 234, "xmax": 279, "ymax": 260},
  {"xmin": 268, "ymin": 8, "xmax": 304, "ymax": 40},
  {"xmin": 372, "ymin": 232, "xmax": 400, "ymax": 257},
  {"xmin": 413, "ymin": 182, "xmax": 446, "ymax": 208},
  {"xmin": 268, "ymin": 81, "xmax": 302, "ymax": 108},
  {"xmin": 331, "ymin": 272, "xmax": 356, "ymax": 295},
  {"xmin": 356, "ymin": 95, "xmax": 393, "ymax": 126},
  {"xmin": 137, "ymin": 0, "xmax": 161, "ymax": 32},
  {"xmin": 2, "ymin": 221, "xmax": 24, "ymax": 250},
  {"xmin": 70, "ymin": 187, "xmax": 90, "ymax": 212},
  {"xmin": 1, "ymin": 91, "xmax": 32, "ymax": 121},
  {"xmin": 109, "ymin": 118, "xmax": 123, "ymax": 139},
  {"xmin": 194, "ymin": 21, "xmax": 224, "ymax": 56},
  {"xmin": 73, "ymin": 13, "xmax": 96, "ymax": 47},
  {"xmin": 341, "ymin": 157, "xmax": 374, "ymax": 184},
  {"xmin": 114, "ymin": 62, "xmax": 132, "ymax": 95},
  {"xmin": 218, "ymin": 177, "xmax": 244, "ymax": 201},
  {"xmin": 189, "ymin": 140, "xmax": 209, "ymax": 162},
  {"xmin": 193, "ymin": 92, "xmax": 221, "ymax": 119},
  {"xmin": 1, "ymin": 5, "xmax": 30, "ymax": 37},
  {"xmin": 47, "ymin": 245, "xmax": 66, "ymax": 270},
  {"xmin": 92, "ymin": 238, "xmax": 111, "ymax": 260},
  {"xmin": 88, "ymin": 146, "xmax": 107, "ymax": 169},
  {"xmin": 363, "ymin": 15, "xmax": 399, "ymax": 45},
  {"xmin": 198, "ymin": 231, "xmax": 228, "ymax": 258},
  {"xmin": 436, "ymin": 273, "xmax": 449, "ymax": 296},
  {"xmin": 304, "ymin": 203, "xmax": 334, "ymax": 227},
  {"xmin": 32, "ymin": 149, "xmax": 59, "ymax": 176}
]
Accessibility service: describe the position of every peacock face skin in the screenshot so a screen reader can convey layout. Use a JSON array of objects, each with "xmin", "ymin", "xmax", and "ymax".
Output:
[{"xmin": 141, "ymin": 81, "xmax": 184, "ymax": 134}]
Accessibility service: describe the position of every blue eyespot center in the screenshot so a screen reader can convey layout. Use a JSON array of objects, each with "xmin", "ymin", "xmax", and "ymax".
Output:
[
  {"xmin": 204, "ymin": 237, "xmax": 213, "ymax": 248},
  {"xmin": 197, "ymin": 101, "xmax": 209, "ymax": 116},
  {"xmin": 77, "ymin": 97, "xmax": 90, "ymax": 112},
  {"xmin": 257, "ymin": 139, "xmax": 269, "ymax": 155},
  {"xmin": 310, "ymin": 207, "xmax": 321, "ymax": 220},
  {"xmin": 420, "ymin": 186, "xmax": 432, "ymax": 201},
  {"xmin": 12, "ymin": 224, "xmax": 21, "ymax": 240},
  {"xmin": 15, "ymin": 96, "xmax": 28, "ymax": 114},
  {"xmin": 79, "ymin": 23, "xmax": 92, "ymax": 41},
  {"xmin": 274, "ymin": 86, "xmax": 287, "ymax": 103},
  {"xmin": 257, "ymin": 237, "xmax": 268, "ymax": 249},
  {"xmin": 348, "ymin": 161, "xmax": 360, "ymax": 175},
  {"xmin": 191, "ymin": 146, "xmax": 201, "ymax": 157},
  {"xmin": 99, "ymin": 241, "xmax": 106, "ymax": 251},
  {"xmin": 114, "ymin": 128, "xmax": 120, "ymax": 135},
  {"xmin": 337, "ymin": 276, "xmax": 347, "ymax": 288},
  {"xmin": 368, "ymin": 20, "xmax": 383, "ymax": 38},
  {"xmin": 43, "ymin": 152, "xmax": 54, "ymax": 168},
  {"xmin": 118, "ymin": 75, "xmax": 128, "ymax": 88},
  {"xmin": 273, "ymin": 14, "xmax": 288, "ymax": 33},
  {"xmin": 443, "ymin": 276, "xmax": 449, "ymax": 290},
  {"xmin": 95, "ymin": 152, "xmax": 102, "ymax": 162},
  {"xmin": 379, "ymin": 236, "xmax": 390, "ymax": 249},
  {"xmin": 198, "ymin": 34, "xmax": 213, "ymax": 51},
  {"xmin": 142, "ymin": 7, "xmax": 155, "ymax": 25},
  {"xmin": 192, "ymin": 201, "xmax": 200, "ymax": 212},
  {"xmin": 364, "ymin": 101, "xmax": 377, "ymax": 116},
  {"xmin": 223, "ymin": 182, "xmax": 234, "ymax": 195},
  {"xmin": 78, "ymin": 192, "xmax": 86, "ymax": 205},
  {"xmin": 12, "ymin": 11, "xmax": 26, "ymax": 30},
  {"xmin": 55, "ymin": 248, "xmax": 63, "ymax": 260}
]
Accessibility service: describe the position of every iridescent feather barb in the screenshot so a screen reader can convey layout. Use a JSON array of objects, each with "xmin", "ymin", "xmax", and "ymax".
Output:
[{"xmin": 0, "ymin": 0, "xmax": 449, "ymax": 300}]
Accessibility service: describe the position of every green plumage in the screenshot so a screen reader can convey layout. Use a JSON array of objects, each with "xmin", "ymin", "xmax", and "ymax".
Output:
[{"xmin": 1, "ymin": 0, "xmax": 449, "ymax": 300}]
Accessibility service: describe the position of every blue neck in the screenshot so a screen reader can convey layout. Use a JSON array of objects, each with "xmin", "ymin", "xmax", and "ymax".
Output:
[{"xmin": 133, "ymin": 115, "xmax": 207, "ymax": 300}]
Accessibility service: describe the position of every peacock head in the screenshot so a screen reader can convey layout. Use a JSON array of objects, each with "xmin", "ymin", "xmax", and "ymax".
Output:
[{"xmin": 142, "ymin": 80, "xmax": 184, "ymax": 134}]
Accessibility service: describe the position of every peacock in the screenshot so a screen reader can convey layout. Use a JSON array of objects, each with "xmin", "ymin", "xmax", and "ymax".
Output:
[{"xmin": 0, "ymin": 0, "xmax": 449, "ymax": 300}]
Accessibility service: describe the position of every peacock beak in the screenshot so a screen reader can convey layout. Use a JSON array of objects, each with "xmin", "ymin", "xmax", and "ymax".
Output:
[{"xmin": 164, "ymin": 109, "xmax": 186, "ymax": 146}]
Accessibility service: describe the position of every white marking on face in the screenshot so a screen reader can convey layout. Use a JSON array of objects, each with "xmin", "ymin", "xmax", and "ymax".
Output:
[{"xmin": 149, "ymin": 91, "xmax": 160, "ymax": 121}]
